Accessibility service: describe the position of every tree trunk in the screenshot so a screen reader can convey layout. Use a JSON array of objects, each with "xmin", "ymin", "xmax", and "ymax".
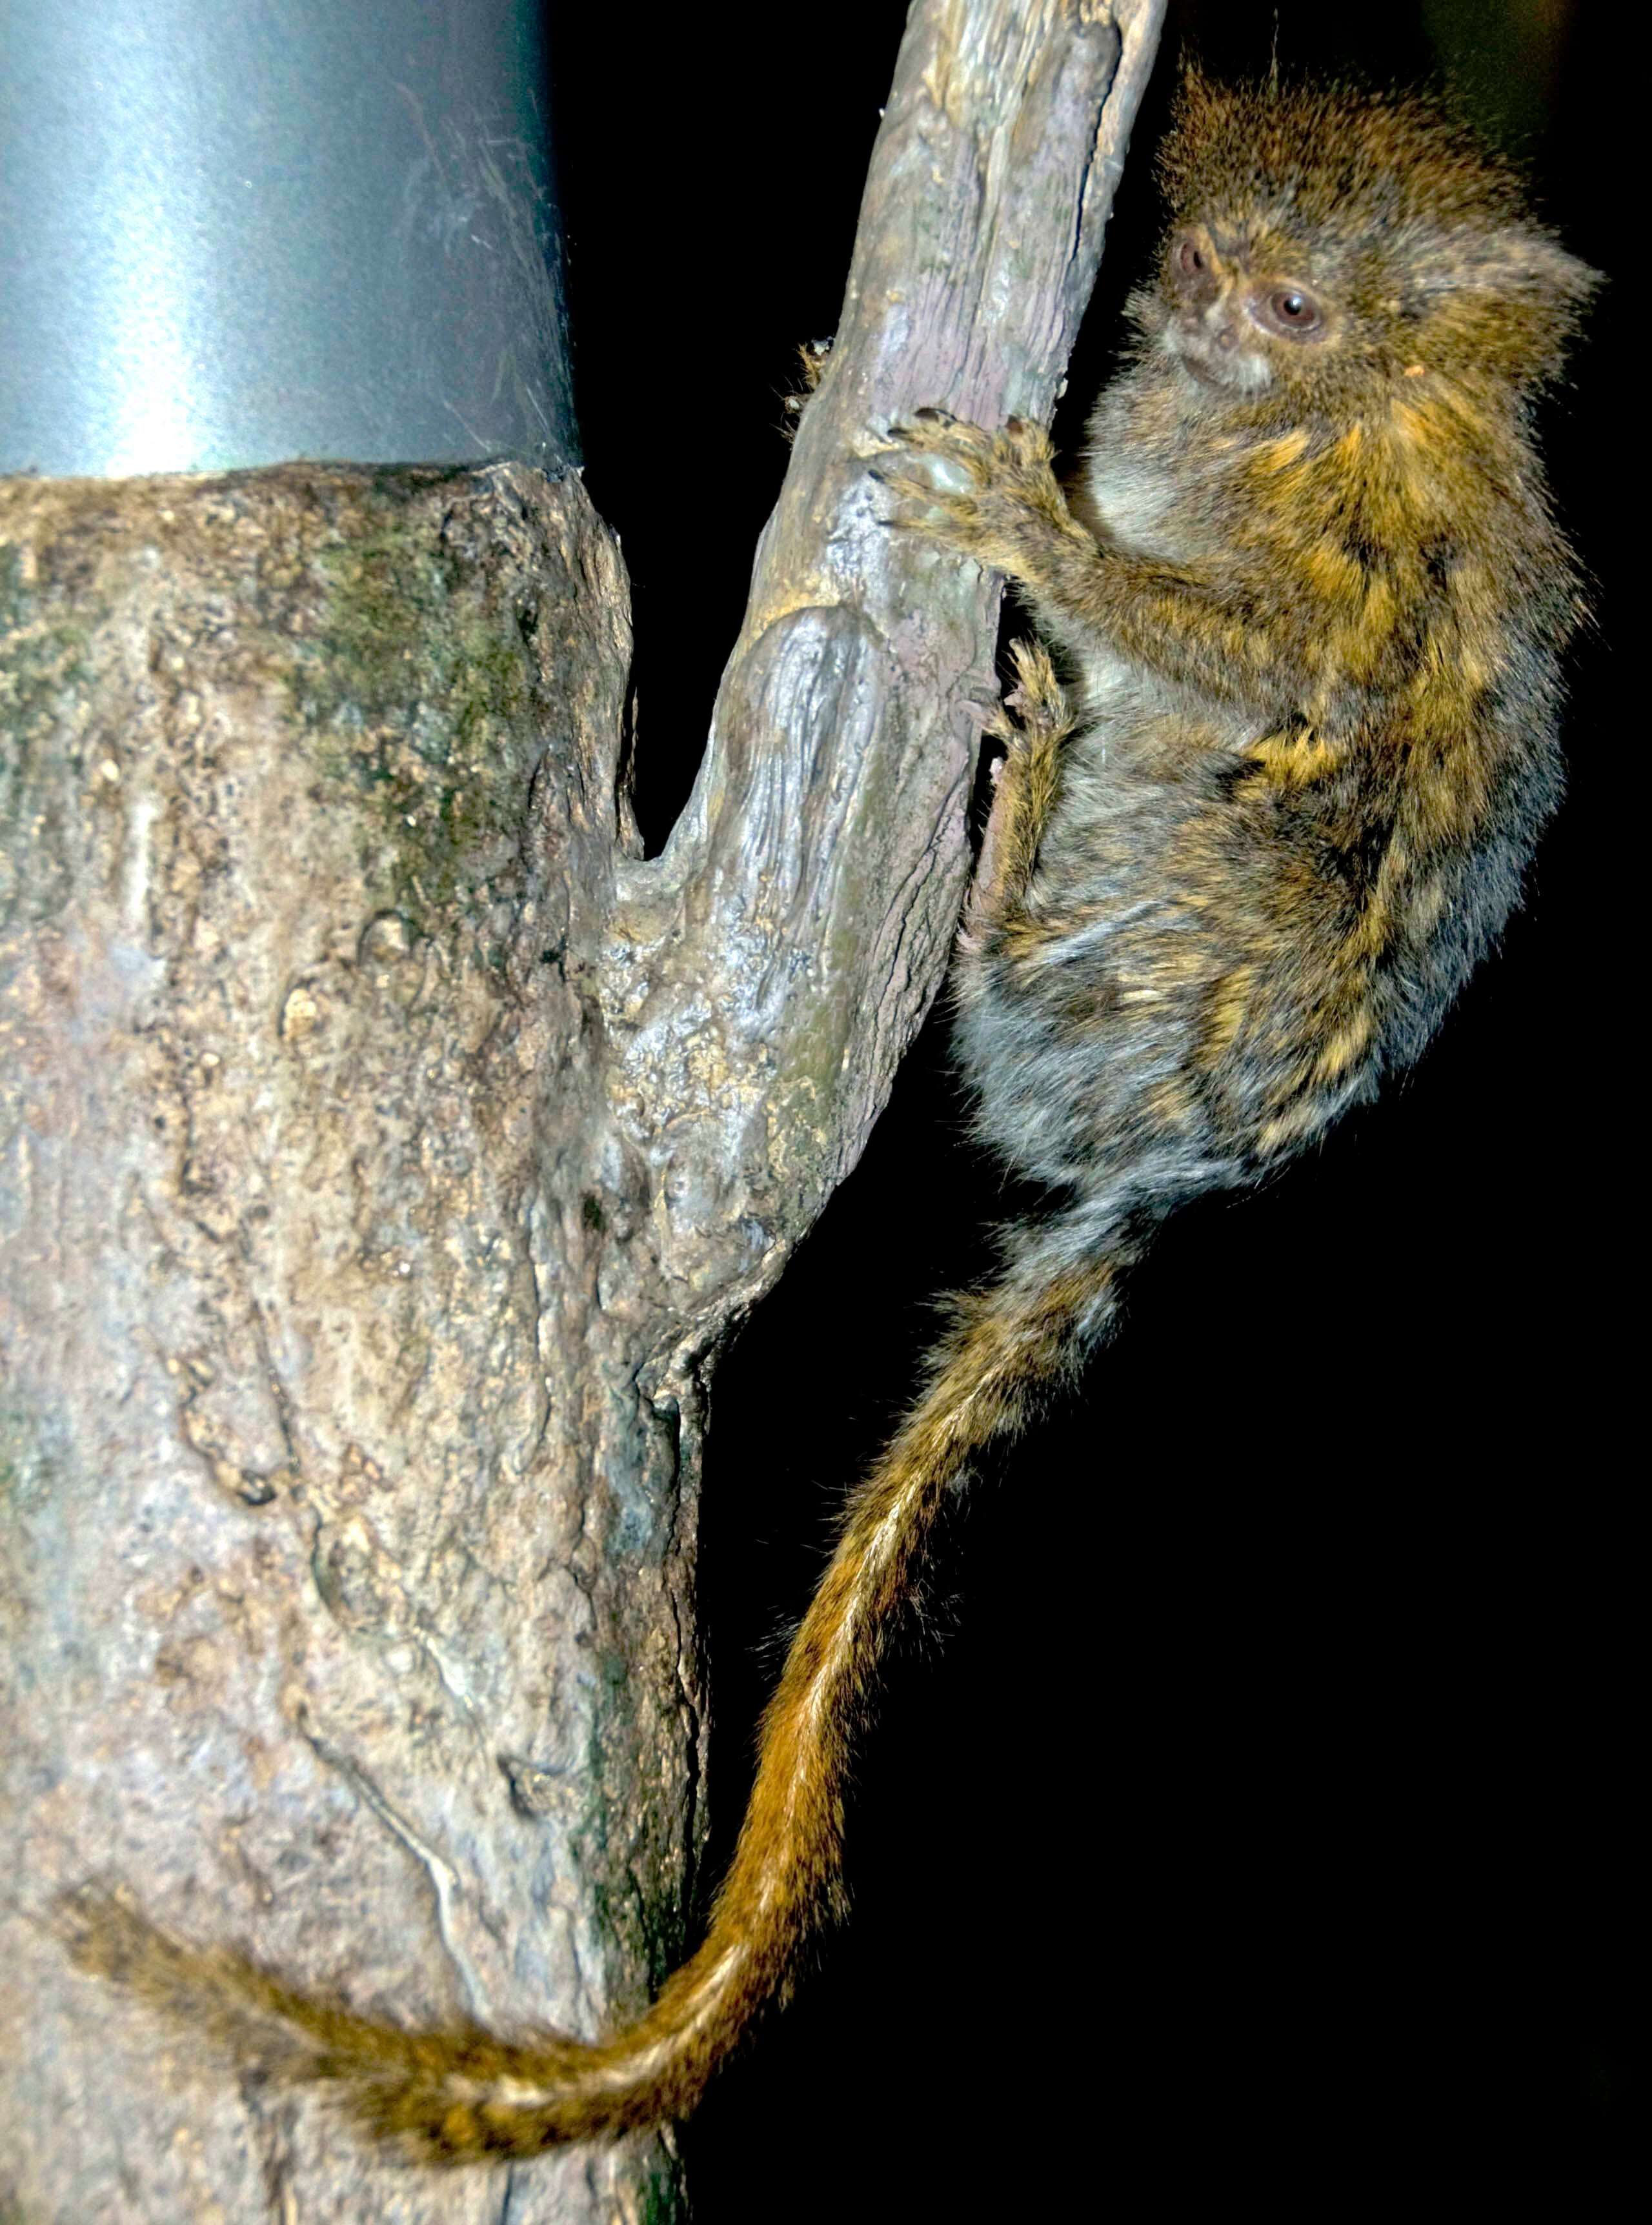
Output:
[{"xmin": 0, "ymin": 5, "xmax": 1163, "ymax": 2217}]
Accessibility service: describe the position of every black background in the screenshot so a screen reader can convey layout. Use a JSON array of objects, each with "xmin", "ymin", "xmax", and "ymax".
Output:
[{"xmin": 547, "ymin": 3, "xmax": 1638, "ymax": 2212}]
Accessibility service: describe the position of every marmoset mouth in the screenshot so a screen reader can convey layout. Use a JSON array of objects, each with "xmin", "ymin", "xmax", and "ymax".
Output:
[
  {"xmin": 1170, "ymin": 334, "xmax": 1270, "ymax": 394},
  {"xmin": 1172, "ymin": 344, "xmax": 1239, "ymax": 390}
]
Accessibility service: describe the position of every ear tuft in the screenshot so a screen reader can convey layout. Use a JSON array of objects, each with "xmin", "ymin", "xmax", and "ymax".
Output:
[{"xmin": 1415, "ymin": 225, "xmax": 1600, "ymax": 386}]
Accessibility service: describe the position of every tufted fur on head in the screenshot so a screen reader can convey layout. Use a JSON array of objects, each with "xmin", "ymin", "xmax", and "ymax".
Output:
[{"xmin": 1146, "ymin": 65, "xmax": 1598, "ymax": 403}]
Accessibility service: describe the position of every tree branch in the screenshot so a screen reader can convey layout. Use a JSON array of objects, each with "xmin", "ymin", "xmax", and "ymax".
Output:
[{"xmin": 600, "ymin": 0, "xmax": 1163, "ymax": 1371}]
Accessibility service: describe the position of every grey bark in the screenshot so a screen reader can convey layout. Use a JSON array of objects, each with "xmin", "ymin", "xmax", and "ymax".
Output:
[{"xmin": 0, "ymin": 5, "xmax": 1163, "ymax": 2219}]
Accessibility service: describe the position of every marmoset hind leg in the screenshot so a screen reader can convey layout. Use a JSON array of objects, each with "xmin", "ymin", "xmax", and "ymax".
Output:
[{"xmin": 959, "ymin": 637, "xmax": 1072, "ymax": 957}]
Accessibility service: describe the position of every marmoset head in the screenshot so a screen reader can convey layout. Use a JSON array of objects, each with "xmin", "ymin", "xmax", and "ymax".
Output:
[{"xmin": 1133, "ymin": 66, "xmax": 1597, "ymax": 414}]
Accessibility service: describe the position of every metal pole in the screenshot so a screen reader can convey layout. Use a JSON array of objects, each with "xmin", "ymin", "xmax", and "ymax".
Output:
[{"xmin": 0, "ymin": 0, "xmax": 576, "ymax": 476}]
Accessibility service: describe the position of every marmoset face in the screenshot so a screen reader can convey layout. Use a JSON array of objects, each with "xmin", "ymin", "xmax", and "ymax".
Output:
[{"xmin": 1158, "ymin": 225, "xmax": 1332, "ymax": 394}]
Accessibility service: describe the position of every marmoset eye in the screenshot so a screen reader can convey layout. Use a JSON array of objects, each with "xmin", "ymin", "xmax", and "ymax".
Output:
[{"xmin": 1258, "ymin": 285, "xmax": 1324, "ymax": 336}]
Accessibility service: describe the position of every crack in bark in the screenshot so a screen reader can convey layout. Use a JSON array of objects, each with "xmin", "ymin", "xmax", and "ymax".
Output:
[{"xmin": 300, "ymin": 1722, "xmax": 490, "ymax": 2020}]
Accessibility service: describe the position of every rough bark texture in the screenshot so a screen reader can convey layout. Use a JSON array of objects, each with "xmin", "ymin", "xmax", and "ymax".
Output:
[{"xmin": 0, "ymin": 4, "xmax": 1163, "ymax": 2217}]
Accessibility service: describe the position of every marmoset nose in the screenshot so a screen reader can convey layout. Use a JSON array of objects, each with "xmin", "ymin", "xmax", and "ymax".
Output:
[{"xmin": 1214, "ymin": 327, "xmax": 1238, "ymax": 352}]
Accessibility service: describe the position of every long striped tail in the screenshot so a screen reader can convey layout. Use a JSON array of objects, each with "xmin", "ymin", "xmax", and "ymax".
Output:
[{"xmin": 61, "ymin": 1247, "xmax": 1122, "ymax": 2159}]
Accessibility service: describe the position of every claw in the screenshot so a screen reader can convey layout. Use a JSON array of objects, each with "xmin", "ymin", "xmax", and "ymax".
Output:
[{"xmin": 958, "ymin": 692, "xmax": 1008, "ymax": 733}]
